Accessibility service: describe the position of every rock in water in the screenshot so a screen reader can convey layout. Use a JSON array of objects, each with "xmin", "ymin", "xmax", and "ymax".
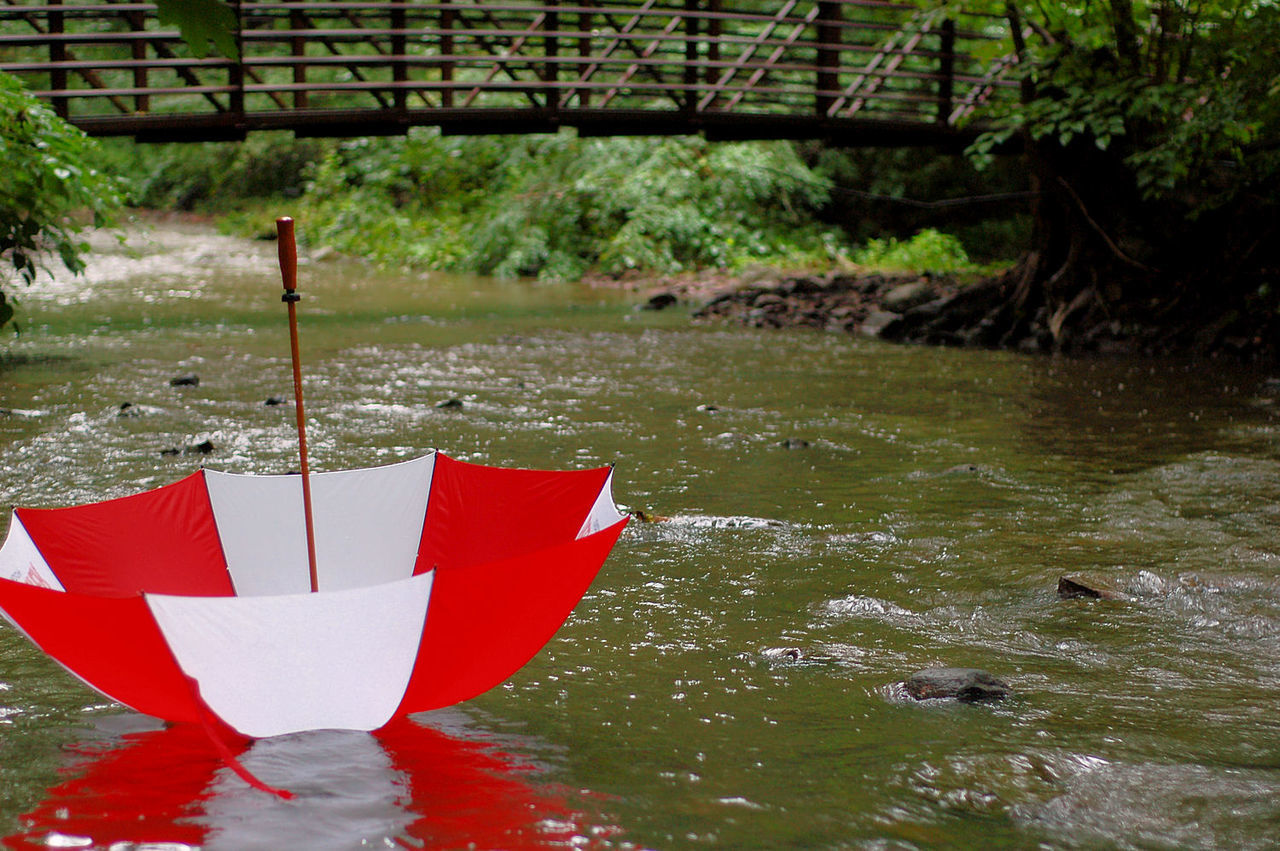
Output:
[
  {"xmin": 628, "ymin": 509, "xmax": 670, "ymax": 523},
  {"xmin": 1057, "ymin": 574, "xmax": 1126, "ymax": 600},
  {"xmin": 641, "ymin": 292, "xmax": 678, "ymax": 311},
  {"xmin": 905, "ymin": 667, "xmax": 1009, "ymax": 702},
  {"xmin": 760, "ymin": 647, "xmax": 807, "ymax": 662},
  {"xmin": 159, "ymin": 439, "xmax": 215, "ymax": 457},
  {"xmin": 170, "ymin": 374, "xmax": 200, "ymax": 387}
]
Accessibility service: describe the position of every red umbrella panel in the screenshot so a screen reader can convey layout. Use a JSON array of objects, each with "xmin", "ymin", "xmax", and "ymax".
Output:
[{"xmin": 0, "ymin": 452, "xmax": 627, "ymax": 739}]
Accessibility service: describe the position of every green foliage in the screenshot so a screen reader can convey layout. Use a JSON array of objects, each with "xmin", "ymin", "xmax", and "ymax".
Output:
[
  {"xmin": 968, "ymin": 1, "xmax": 1280, "ymax": 213},
  {"xmin": 153, "ymin": 0, "xmax": 239, "ymax": 59},
  {"xmin": 287, "ymin": 131, "xmax": 843, "ymax": 280},
  {"xmin": 0, "ymin": 73, "xmax": 124, "ymax": 330},
  {"xmin": 800, "ymin": 142, "xmax": 1032, "ymax": 261},
  {"xmin": 99, "ymin": 133, "xmax": 331, "ymax": 210},
  {"xmin": 852, "ymin": 228, "xmax": 978, "ymax": 275}
]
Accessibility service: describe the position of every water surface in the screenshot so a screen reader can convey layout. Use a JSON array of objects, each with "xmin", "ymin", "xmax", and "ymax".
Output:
[{"xmin": 2, "ymin": 221, "xmax": 1279, "ymax": 849}]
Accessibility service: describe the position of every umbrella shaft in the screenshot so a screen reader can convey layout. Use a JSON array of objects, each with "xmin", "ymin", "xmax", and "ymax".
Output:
[{"xmin": 287, "ymin": 299, "xmax": 319, "ymax": 593}]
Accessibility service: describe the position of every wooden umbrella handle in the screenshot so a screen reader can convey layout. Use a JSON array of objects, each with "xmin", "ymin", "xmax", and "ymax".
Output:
[
  {"xmin": 274, "ymin": 215, "xmax": 318, "ymax": 592},
  {"xmin": 277, "ymin": 217, "xmax": 298, "ymax": 292}
]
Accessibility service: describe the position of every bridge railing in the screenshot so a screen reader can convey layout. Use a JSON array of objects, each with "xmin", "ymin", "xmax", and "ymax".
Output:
[{"xmin": 0, "ymin": 1, "xmax": 1017, "ymax": 142}]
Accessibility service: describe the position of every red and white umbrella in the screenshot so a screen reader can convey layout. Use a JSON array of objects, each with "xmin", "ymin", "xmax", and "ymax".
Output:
[
  {"xmin": 0, "ymin": 452, "xmax": 626, "ymax": 739},
  {"xmin": 0, "ymin": 217, "xmax": 628, "ymax": 762}
]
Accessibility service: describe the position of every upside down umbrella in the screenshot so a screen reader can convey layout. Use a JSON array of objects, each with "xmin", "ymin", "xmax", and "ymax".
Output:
[
  {"xmin": 0, "ymin": 452, "xmax": 626, "ymax": 739},
  {"xmin": 0, "ymin": 218, "xmax": 628, "ymax": 769}
]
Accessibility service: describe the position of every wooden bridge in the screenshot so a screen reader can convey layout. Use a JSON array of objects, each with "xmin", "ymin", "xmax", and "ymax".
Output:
[{"xmin": 0, "ymin": 1, "xmax": 1018, "ymax": 144}]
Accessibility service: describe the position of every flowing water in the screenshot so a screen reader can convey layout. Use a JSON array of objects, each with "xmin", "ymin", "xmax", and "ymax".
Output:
[{"xmin": 2, "ymin": 220, "xmax": 1280, "ymax": 849}]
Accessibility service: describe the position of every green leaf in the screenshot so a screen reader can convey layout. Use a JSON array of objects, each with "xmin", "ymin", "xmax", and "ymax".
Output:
[{"xmin": 154, "ymin": 0, "xmax": 239, "ymax": 60}]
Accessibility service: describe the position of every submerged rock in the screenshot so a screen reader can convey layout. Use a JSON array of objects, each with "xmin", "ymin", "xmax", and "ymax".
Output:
[
  {"xmin": 760, "ymin": 646, "xmax": 808, "ymax": 662},
  {"xmin": 1057, "ymin": 574, "xmax": 1127, "ymax": 601},
  {"xmin": 170, "ymin": 374, "xmax": 200, "ymax": 387},
  {"xmin": 118, "ymin": 402, "xmax": 164, "ymax": 418},
  {"xmin": 905, "ymin": 667, "xmax": 1009, "ymax": 702},
  {"xmin": 628, "ymin": 509, "xmax": 670, "ymax": 523},
  {"xmin": 265, "ymin": 396, "xmax": 287, "ymax": 407},
  {"xmin": 161, "ymin": 439, "xmax": 214, "ymax": 457},
  {"xmin": 435, "ymin": 398, "xmax": 465, "ymax": 409}
]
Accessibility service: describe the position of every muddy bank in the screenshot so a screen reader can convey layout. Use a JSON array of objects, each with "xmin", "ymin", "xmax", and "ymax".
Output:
[{"xmin": 626, "ymin": 266, "xmax": 1275, "ymax": 361}]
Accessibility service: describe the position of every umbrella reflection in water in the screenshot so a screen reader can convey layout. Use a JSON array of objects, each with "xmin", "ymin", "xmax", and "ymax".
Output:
[{"xmin": 3, "ymin": 711, "xmax": 618, "ymax": 850}]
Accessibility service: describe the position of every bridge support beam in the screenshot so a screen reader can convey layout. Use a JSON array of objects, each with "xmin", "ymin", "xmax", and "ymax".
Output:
[
  {"xmin": 937, "ymin": 19, "xmax": 956, "ymax": 125},
  {"xmin": 816, "ymin": 1, "xmax": 841, "ymax": 117}
]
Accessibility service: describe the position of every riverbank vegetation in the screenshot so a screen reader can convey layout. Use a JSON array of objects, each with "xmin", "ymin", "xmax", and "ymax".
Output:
[{"xmin": 99, "ymin": 129, "xmax": 1023, "ymax": 283}]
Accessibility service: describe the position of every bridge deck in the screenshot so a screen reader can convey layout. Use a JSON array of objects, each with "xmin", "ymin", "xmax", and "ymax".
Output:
[{"xmin": 0, "ymin": 1, "xmax": 1017, "ymax": 143}]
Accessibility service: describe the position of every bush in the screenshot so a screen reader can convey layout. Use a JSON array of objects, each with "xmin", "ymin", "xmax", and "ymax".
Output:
[
  {"xmin": 285, "ymin": 130, "xmax": 844, "ymax": 280},
  {"xmin": 0, "ymin": 72, "xmax": 124, "ymax": 329},
  {"xmin": 852, "ymin": 228, "xmax": 978, "ymax": 275},
  {"xmin": 99, "ymin": 132, "xmax": 331, "ymax": 210}
]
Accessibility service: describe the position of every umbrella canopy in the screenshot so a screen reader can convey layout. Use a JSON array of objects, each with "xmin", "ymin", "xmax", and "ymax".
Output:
[{"xmin": 0, "ymin": 452, "xmax": 627, "ymax": 739}]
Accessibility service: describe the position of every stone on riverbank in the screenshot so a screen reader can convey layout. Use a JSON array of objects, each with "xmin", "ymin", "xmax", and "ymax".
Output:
[
  {"xmin": 607, "ymin": 259, "xmax": 1276, "ymax": 360},
  {"xmin": 905, "ymin": 667, "xmax": 1009, "ymax": 702},
  {"xmin": 688, "ymin": 272, "xmax": 947, "ymax": 334},
  {"xmin": 880, "ymin": 281, "xmax": 937, "ymax": 313}
]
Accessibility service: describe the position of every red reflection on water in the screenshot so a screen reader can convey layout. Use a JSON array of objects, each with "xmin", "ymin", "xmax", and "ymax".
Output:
[
  {"xmin": 4, "ymin": 714, "xmax": 616, "ymax": 850},
  {"xmin": 5, "ymin": 722, "xmax": 212, "ymax": 850}
]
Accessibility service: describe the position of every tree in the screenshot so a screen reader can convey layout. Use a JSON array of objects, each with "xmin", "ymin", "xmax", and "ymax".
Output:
[
  {"xmin": 0, "ymin": 74, "xmax": 124, "ymax": 331},
  {"xmin": 956, "ymin": 1, "xmax": 1280, "ymax": 357}
]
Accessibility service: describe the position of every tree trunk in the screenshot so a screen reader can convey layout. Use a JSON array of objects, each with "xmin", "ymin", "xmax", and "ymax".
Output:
[{"xmin": 938, "ymin": 134, "xmax": 1280, "ymax": 359}]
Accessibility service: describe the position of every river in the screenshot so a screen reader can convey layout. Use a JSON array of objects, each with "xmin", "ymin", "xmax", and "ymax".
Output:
[{"xmin": 2, "ymin": 220, "xmax": 1279, "ymax": 849}]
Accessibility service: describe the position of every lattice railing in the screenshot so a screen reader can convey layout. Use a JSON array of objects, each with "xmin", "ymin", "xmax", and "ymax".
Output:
[{"xmin": 0, "ymin": 1, "xmax": 1017, "ymax": 140}]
